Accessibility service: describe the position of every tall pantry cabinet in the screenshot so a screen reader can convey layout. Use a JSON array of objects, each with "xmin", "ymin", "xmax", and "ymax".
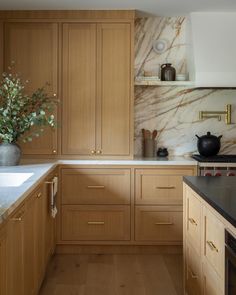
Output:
[
  {"xmin": 62, "ymin": 22, "xmax": 132, "ymax": 157},
  {"xmin": 0, "ymin": 11, "xmax": 134, "ymax": 158},
  {"xmin": 3, "ymin": 22, "xmax": 58, "ymax": 155}
]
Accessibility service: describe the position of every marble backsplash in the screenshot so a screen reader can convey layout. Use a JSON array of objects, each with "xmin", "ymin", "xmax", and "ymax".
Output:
[{"xmin": 134, "ymin": 17, "xmax": 236, "ymax": 156}]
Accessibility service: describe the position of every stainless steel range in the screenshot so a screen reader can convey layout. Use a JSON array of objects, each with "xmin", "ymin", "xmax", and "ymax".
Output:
[{"xmin": 192, "ymin": 155, "xmax": 236, "ymax": 176}]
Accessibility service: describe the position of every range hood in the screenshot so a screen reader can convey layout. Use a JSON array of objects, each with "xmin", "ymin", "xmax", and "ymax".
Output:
[{"xmin": 188, "ymin": 12, "xmax": 236, "ymax": 87}]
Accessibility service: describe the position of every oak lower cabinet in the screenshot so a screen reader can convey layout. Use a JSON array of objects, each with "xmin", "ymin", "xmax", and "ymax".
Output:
[
  {"xmin": 4, "ymin": 22, "xmax": 58, "ymax": 156},
  {"xmin": 7, "ymin": 205, "xmax": 25, "ymax": 295},
  {"xmin": 62, "ymin": 22, "xmax": 132, "ymax": 157},
  {"xmin": 6, "ymin": 175, "xmax": 56, "ymax": 295},
  {"xmin": 60, "ymin": 167, "xmax": 131, "ymax": 242},
  {"xmin": 62, "ymin": 205, "xmax": 130, "ymax": 241},
  {"xmin": 135, "ymin": 167, "xmax": 196, "ymax": 243},
  {"xmin": 135, "ymin": 206, "xmax": 183, "ymax": 243},
  {"xmin": 0, "ymin": 226, "xmax": 7, "ymax": 295}
]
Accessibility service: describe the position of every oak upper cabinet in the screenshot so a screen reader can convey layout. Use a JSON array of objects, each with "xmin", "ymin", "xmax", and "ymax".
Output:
[
  {"xmin": 96, "ymin": 23, "xmax": 131, "ymax": 156},
  {"xmin": 62, "ymin": 22, "xmax": 132, "ymax": 157},
  {"xmin": 62, "ymin": 23, "xmax": 96, "ymax": 155},
  {"xmin": 4, "ymin": 22, "xmax": 58, "ymax": 155}
]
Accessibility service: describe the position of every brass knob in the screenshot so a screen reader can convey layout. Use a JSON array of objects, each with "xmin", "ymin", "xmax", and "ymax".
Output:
[
  {"xmin": 37, "ymin": 192, "xmax": 42, "ymax": 198},
  {"xmin": 91, "ymin": 150, "xmax": 96, "ymax": 154},
  {"xmin": 53, "ymin": 93, "xmax": 57, "ymax": 97},
  {"xmin": 97, "ymin": 150, "xmax": 102, "ymax": 154},
  {"xmin": 52, "ymin": 149, "xmax": 57, "ymax": 154}
]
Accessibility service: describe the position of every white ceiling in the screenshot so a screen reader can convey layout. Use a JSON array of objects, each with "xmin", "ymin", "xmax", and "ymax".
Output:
[{"xmin": 0, "ymin": 0, "xmax": 236, "ymax": 16}]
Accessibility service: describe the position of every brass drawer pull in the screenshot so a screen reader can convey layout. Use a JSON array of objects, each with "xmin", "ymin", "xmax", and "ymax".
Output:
[
  {"xmin": 156, "ymin": 186, "xmax": 175, "ymax": 189},
  {"xmin": 87, "ymin": 221, "xmax": 105, "ymax": 225},
  {"xmin": 97, "ymin": 150, "xmax": 102, "ymax": 154},
  {"xmin": 91, "ymin": 150, "xmax": 96, "ymax": 154},
  {"xmin": 87, "ymin": 185, "xmax": 105, "ymax": 189},
  {"xmin": 207, "ymin": 240, "xmax": 219, "ymax": 252},
  {"xmin": 189, "ymin": 269, "xmax": 198, "ymax": 279},
  {"xmin": 154, "ymin": 222, "xmax": 173, "ymax": 225},
  {"xmin": 188, "ymin": 218, "xmax": 197, "ymax": 226}
]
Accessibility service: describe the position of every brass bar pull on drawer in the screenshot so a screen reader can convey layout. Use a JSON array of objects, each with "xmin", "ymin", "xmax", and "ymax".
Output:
[
  {"xmin": 87, "ymin": 185, "xmax": 105, "ymax": 189},
  {"xmin": 156, "ymin": 186, "xmax": 175, "ymax": 189},
  {"xmin": 87, "ymin": 221, "xmax": 105, "ymax": 225},
  {"xmin": 154, "ymin": 222, "xmax": 173, "ymax": 225},
  {"xmin": 188, "ymin": 218, "xmax": 197, "ymax": 226},
  {"xmin": 207, "ymin": 240, "xmax": 219, "ymax": 252}
]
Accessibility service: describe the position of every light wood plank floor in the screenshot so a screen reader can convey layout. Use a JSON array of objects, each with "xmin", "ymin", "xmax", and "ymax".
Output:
[{"xmin": 39, "ymin": 254, "xmax": 183, "ymax": 295}]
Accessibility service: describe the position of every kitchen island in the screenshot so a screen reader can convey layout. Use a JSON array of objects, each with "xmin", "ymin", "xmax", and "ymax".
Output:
[{"xmin": 183, "ymin": 176, "xmax": 236, "ymax": 295}]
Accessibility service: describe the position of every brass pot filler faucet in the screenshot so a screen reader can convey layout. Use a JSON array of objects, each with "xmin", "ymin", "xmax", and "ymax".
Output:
[{"xmin": 199, "ymin": 104, "xmax": 232, "ymax": 124}]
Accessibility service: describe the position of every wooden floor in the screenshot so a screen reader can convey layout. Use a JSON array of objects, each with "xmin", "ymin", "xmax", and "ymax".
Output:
[{"xmin": 39, "ymin": 254, "xmax": 183, "ymax": 295}]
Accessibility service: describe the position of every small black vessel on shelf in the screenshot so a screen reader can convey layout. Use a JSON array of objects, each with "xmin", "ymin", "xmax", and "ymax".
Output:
[{"xmin": 157, "ymin": 148, "xmax": 169, "ymax": 157}]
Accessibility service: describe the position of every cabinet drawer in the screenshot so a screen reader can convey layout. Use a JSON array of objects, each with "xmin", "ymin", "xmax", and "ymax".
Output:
[
  {"xmin": 135, "ymin": 206, "xmax": 183, "ymax": 242},
  {"xmin": 203, "ymin": 206, "xmax": 224, "ymax": 279},
  {"xmin": 135, "ymin": 168, "xmax": 194, "ymax": 205},
  {"xmin": 61, "ymin": 205, "xmax": 130, "ymax": 241},
  {"xmin": 202, "ymin": 261, "xmax": 224, "ymax": 295},
  {"xmin": 185, "ymin": 240, "xmax": 201, "ymax": 295},
  {"xmin": 186, "ymin": 188, "xmax": 201, "ymax": 253},
  {"xmin": 61, "ymin": 168, "xmax": 130, "ymax": 205}
]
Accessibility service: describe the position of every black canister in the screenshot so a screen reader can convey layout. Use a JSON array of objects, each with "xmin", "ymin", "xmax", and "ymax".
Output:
[{"xmin": 161, "ymin": 63, "xmax": 176, "ymax": 81}]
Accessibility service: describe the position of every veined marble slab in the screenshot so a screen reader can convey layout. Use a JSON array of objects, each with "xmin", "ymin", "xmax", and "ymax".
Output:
[{"xmin": 134, "ymin": 17, "xmax": 236, "ymax": 156}]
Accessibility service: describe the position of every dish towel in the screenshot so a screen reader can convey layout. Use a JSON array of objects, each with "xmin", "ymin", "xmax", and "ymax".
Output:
[{"xmin": 50, "ymin": 176, "xmax": 58, "ymax": 218}]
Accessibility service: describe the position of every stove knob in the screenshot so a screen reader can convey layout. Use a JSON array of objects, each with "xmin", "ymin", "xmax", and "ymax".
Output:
[
  {"xmin": 215, "ymin": 172, "xmax": 222, "ymax": 176},
  {"xmin": 204, "ymin": 172, "xmax": 212, "ymax": 176},
  {"xmin": 227, "ymin": 172, "xmax": 235, "ymax": 176}
]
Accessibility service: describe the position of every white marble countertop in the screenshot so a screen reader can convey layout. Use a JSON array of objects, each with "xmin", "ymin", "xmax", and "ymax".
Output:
[
  {"xmin": 0, "ymin": 163, "xmax": 56, "ymax": 224},
  {"xmin": 21, "ymin": 156, "xmax": 197, "ymax": 166},
  {"xmin": 0, "ymin": 156, "xmax": 197, "ymax": 225}
]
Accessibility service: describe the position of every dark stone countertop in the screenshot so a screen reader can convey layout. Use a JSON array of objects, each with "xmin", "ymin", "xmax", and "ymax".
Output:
[{"xmin": 184, "ymin": 176, "xmax": 236, "ymax": 228}]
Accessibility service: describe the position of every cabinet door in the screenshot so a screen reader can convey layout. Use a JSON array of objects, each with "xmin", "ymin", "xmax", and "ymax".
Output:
[
  {"xmin": 0, "ymin": 227, "xmax": 7, "ymax": 295},
  {"xmin": 7, "ymin": 206, "xmax": 25, "ymax": 295},
  {"xmin": 202, "ymin": 262, "xmax": 224, "ymax": 295},
  {"xmin": 34, "ymin": 189, "xmax": 45, "ymax": 289},
  {"xmin": 24, "ymin": 193, "xmax": 37, "ymax": 295},
  {"xmin": 4, "ymin": 22, "xmax": 58, "ymax": 155},
  {"xmin": 97, "ymin": 23, "xmax": 131, "ymax": 156},
  {"xmin": 62, "ymin": 23, "xmax": 96, "ymax": 155}
]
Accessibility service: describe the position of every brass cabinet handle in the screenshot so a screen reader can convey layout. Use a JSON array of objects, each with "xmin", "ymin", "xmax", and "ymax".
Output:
[
  {"xmin": 52, "ymin": 149, "xmax": 57, "ymax": 154},
  {"xmin": 156, "ymin": 186, "xmax": 175, "ymax": 189},
  {"xmin": 97, "ymin": 150, "xmax": 102, "ymax": 154},
  {"xmin": 53, "ymin": 93, "xmax": 57, "ymax": 97},
  {"xmin": 207, "ymin": 240, "xmax": 219, "ymax": 252},
  {"xmin": 87, "ymin": 221, "xmax": 105, "ymax": 225},
  {"xmin": 154, "ymin": 222, "xmax": 173, "ymax": 225},
  {"xmin": 91, "ymin": 150, "xmax": 96, "ymax": 154},
  {"xmin": 188, "ymin": 218, "xmax": 197, "ymax": 226},
  {"xmin": 37, "ymin": 192, "xmax": 42, "ymax": 198},
  {"xmin": 87, "ymin": 185, "xmax": 105, "ymax": 189},
  {"xmin": 189, "ymin": 268, "xmax": 198, "ymax": 279},
  {"xmin": 11, "ymin": 211, "xmax": 24, "ymax": 221}
]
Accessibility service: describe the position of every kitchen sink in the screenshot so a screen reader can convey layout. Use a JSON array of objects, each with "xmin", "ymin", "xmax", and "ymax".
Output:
[{"xmin": 0, "ymin": 172, "xmax": 34, "ymax": 187}]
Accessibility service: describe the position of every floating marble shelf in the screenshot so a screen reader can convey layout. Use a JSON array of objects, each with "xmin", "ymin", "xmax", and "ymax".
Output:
[{"xmin": 134, "ymin": 80, "xmax": 195, "ymax": 86}]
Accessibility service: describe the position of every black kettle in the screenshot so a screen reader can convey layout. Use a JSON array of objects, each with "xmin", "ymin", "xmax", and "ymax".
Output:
[{"xmin": 195, "ymin": 132, "xmax": 222, "ymax": 157}]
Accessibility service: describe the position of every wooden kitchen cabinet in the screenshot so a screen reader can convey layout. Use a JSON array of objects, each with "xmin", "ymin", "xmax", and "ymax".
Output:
[
  {"xmin": 4, "ymin": 22, "xmax": 58, "ymax": 155},
  {"xmin": 62, "ymin": 22, "xmax": 132, "ymax": 157},
  {"xmin": 61, "ymin": 168, "xmax": 131, "ymax": 205},
  {"xmin": 7, "ymin": 205, "xmax": 25, "ymax": 295},
  {"xmin": 0, "ymin": 226, "xmax": 7, "ymax": 295}
]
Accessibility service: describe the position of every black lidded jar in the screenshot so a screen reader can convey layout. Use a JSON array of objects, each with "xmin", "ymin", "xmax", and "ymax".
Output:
[{"xmin": 161, "ymin": 63, "xmax": 176, "ymax": 81}]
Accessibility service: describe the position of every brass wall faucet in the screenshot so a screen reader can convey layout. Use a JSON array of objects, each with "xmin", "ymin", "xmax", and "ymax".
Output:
[{"xmin": 199, "ymin": 104, "xmax": 232, "ymax": 124}]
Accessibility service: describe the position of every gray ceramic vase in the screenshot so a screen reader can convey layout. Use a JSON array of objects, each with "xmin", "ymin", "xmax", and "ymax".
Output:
[{"xmin": 0, "ymin": 143, "xmax": 21, "ymax": 166}]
